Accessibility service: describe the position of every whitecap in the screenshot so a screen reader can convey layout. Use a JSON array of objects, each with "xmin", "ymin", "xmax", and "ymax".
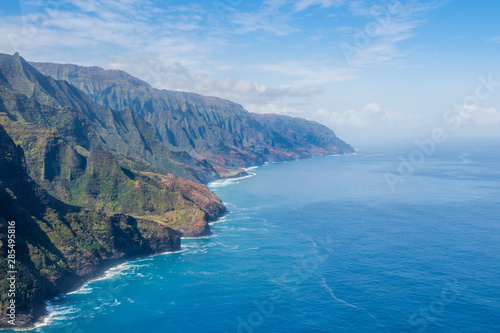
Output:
[
  {"xmin": 34, "ymin": 303, "xmax": 66, "ymax": 328},
  {"xmin": 181, "ymin": 234, "xmax": 216, "ymax": 240},
  {"xmin": 67, "ymin": 282, "xmax": 93, "ymax": 295},
  {"xmin": 209, "ymin": 216, "xmax": 227, "ymax": 224},
  {"xmin": 91, "ymin": 262, "xmax": 131, "ymax": 282},
  {"xmin": 208, "ymin": 172, "xmax": 256, "ymax": 188},
  {"xmin": 237, "ymin": 247, "xmax": 260, "ymax": 252},
  {"xmin": 47, "ymin": 305, "xmax": 81, "ymax": 319}
]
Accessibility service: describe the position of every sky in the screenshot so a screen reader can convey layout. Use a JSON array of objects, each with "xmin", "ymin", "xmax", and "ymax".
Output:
[{"xmin": 1, "ymin": 0, "xmax": 500, "ymax": 143}]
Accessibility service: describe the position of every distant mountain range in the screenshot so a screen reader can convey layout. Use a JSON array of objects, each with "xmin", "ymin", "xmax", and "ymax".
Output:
[
  {"xmin": 31, "ymin": 61, "xmax": 353, "ymax": 169},
  {"xmin": 0, "ymin": 52, "xmax": 353, "ymax": 328}
]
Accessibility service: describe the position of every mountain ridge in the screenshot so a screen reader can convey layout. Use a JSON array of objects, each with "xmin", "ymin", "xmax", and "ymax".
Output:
[
  {"xmin": 31, "ymin": 60, "xmax": 354, "ymax": 168},
  {"xmin": 0, "ymin": 54, "xmax": 226, "ymax": 238},
  {"xmin": 0, "ymin": 52, "xmax": 353, "ymax": 329},
  {"xmin": 1, "ymin": 53, "xmax": 220, "ymax": 184}
]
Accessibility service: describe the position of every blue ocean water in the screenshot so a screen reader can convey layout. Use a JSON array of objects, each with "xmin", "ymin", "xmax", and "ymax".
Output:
[{"xmin": 18, "ymin": 139, "xmax": 500, "ymax": 333}]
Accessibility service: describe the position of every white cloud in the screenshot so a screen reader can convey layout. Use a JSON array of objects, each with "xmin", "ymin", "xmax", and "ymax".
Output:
[
  {"xmin": 0, "ymin": 0, "xmax": 464, "ymax": 141},
  {"xmin": 229, "ymin": 0, "xmax": 297, "ymax": 36},
  {"xmin": 458, "ymin": 105, "xmax": 500, "ymax": 126},
  {"xmin": 0, "ymin": 0, "xmax": 221, "ymax": 70},
  {"xmin": 316, "ymin": 103, "xmax": 402, "ymax": 128},
  {"xmin": 294, "ymin": 0, "xmax": 344, "ymax": 12},
  {"xmin": 257, "ymin": 60, "xmax": 357, "ymax": 86},
  {"xmin": 246, "ymin": 103, "xmax": 303, "ymax": 115},
  {"xmin": 106, "ymin": 53, "xmax": 324, "ymax": 105},
  {"xmin": 339, "ymin": 1, "xmax": 448, "ymax": 67},
  {"xmin": 0, "ymin": 0, "xmax": 338, "ymax": 107},
  {"xmin": 489, "ymin": 36, "xmax": 500, "ymax": 44}
]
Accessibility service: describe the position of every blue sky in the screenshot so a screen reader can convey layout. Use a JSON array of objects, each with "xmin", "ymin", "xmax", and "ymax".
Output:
[{"xmin": 1, "ymin": 0, "xmax": 500, "ymax": 141}]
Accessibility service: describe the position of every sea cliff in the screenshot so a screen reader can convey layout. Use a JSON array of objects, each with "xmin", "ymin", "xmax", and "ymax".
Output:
[{"xmin": 0, "ymin": 52, "xmax": 353, "ymax": 329}]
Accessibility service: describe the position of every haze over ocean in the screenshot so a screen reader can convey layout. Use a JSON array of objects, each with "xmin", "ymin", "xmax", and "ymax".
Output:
[{"xmin": 13, "ymin": 138, "xmax": 500, "ymax": 333}]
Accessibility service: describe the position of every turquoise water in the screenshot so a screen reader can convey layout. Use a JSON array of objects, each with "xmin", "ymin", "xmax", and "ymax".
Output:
[{"xmin": 20, "ymin": 139, "xmax": 500, "ymax": 332}]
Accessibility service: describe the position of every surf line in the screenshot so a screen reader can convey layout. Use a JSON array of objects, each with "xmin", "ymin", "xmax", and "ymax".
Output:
[{"xmin": 319, "ymin": 276, "xmax": 388, "ymax": 331}]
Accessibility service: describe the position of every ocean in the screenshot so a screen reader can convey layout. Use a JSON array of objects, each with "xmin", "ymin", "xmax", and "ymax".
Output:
[{"xmin": 16, "ymin": 138, "xmax": 500, "ymax": 332}]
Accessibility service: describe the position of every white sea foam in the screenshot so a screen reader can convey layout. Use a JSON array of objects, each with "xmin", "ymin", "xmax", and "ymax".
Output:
[
  {"xmin": 208, "ymin": 172, "xmax": 256, "ymax": 188},
  {"xmin": 181, "ymin": 234, "xmax": 217, "ymax": 240},
  {"xmin": 319, "ymin": 276, "xmax": 386, "ymax": 328},
  {"xmin": 220, "ymin": 243, "xmax": 240, "ymax": 250},
  {"xmin": 181, "ymin": 240, "xmax": 237, "ymax": 255},
  {"xmin": 186, "ymin": 270, "xmax": 220, "ymax": 276},
  {"xmin": 235, "ymin": 227, "xmax": 269, "ymax": 232},
  {"xmin": 235, "ymin": 227, "xmax": 253, "ymax": 231},
  {"xmin": 88, "ymin": 262, "xmax": 132, "ymax": 283},
  {"xmin": 67, "ymin": 282, "xmax": 93, "ymax": 295},
  {"xmin": 49, "ymin": 246, "xmax": 183, "ymax": 318},
  {"xmin": 34, "ymin": 303, "xmax": 61, "ymax": 328},
  {"xmin": 209, "ymin": 216, "xmax": 227, "ymax": 224},
  {"xmin": 37, "ymin": 304, "xmax": 81, "ymax": 328},
  {"xmin": 238, "ymin": 247, "xmax": 260, "ymax": 252},
  {"xmin": 170, "ymin": 245, "xmax": 189, "ymax": 253},
  {"xmin": 93, "ymin": 299, "xmax": 121, "ymax": 311}
]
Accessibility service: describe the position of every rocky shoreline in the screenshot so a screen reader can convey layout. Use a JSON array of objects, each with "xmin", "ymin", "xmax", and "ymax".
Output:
[
  {"xmin": 2, "ymin": 203, "xmax": 230, "ymax": 330},
  {"xmin": 0, "ymin": 52, "xmax": 353, "ymax": 330}
]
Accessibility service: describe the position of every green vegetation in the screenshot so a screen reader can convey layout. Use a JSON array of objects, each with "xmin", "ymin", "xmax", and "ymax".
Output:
[
  {"xmin": 0, "ymin": 52, "xmax": 352, "ymax": 328},
  {"xmin": 0, "ymin": 118, "xmax": 225, "ymax": 235},
  {"xmin": 0, "ymin": 53, "xmax": 226, "ymax": 328},
  {"xmin": 0, "ymin": 124, "xmax": 181, "ymax": 328}
]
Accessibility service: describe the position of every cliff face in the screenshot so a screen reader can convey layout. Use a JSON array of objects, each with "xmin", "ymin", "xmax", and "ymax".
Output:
[
  {"xmin": 31, "ymin": 61, "xmax": 354, "ymax": 168},
  {"xmin": 252, "ymin": 113, "xmax": 354, "ymax": 157},
  {"xmin": 0, "ymin": 53, "xmax": 354, "ymax": 329},
  {"xmin": 0, "ymin": 53, "xmax": 226, "ymax": 237},
  {"xmin": 0, "ymin": 53, "xmax": 218, "ymax": 184},
  {"xmin": 0, "ymin": 118, "xmax": 225, "ymax": 237},
  {"xmin": 0, "ymin": 124, "xmax": 180, "ymax": 329}
]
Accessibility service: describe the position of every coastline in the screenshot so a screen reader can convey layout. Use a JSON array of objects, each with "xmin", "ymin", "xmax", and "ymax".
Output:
[
  {"xmin": 208, "ymin": 172, "xmax": 257, "ymax": 187},
  {"xmin": 5, "ymin": 153, "xmax": 351, "ymax": 331},
  {"xmin": 7, "ymin": 247, "xmax": 187, "ymax": 332},
  {"xmin": 4, "ymin": 174, "xmax": 237, "ymax": 330},
  {"xmin": 208, "ymin": 166, "xmax": 259, "ymax": 188}
]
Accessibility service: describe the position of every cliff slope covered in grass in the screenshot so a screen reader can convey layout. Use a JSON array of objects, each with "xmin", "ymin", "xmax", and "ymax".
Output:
[
  {"xmin": 0, "ymin": 124, "xmax": 181, "ymax": 329},
  {"xmin": 0, "ymin": 53, "xmax": 225, "ymax": 237},
  {"xmin": 0, "ymin": 52, "xmax": 354, "ymax": 329}
]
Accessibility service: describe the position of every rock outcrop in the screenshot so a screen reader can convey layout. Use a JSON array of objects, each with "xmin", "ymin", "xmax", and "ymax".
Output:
[{"xmin": 0, "ymin": 124, "xmax": 180, "ymax": 329}]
